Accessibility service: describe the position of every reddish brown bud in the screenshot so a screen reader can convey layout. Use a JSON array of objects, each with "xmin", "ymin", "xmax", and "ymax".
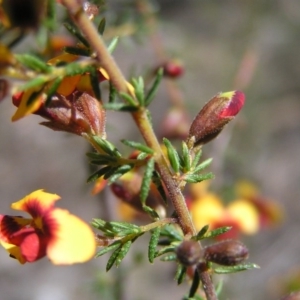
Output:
[
  {"xmin": 155, "ymin": 60, "xmax": 184, "ymax": 78},
  {"xmin": 13, "ymin": 90, "xmax": 106, "ymax": 137},
  {"xmin": 188, "ymin": 91, "xmax": 245, "ymax": 147},
  {"xmin": 204, "ymin": 239, "xmax": 248, "ymax": 266},
  {"xmin": 176, "ymin": 240, "xmax": 203, "ymax": 266},
  {"xmin": 281, "ymin": 292, "xmax": 300, "ymax": 300},
  {"xmin": 39, "ymin": 92, "xmax": 106, "ymax": 137}
]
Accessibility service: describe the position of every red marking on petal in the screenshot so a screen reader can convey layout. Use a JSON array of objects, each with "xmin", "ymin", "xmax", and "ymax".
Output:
[
  {"xmin": 19, "ymin": 231, "xmax": 48, "ymax": 262},
  {"xmin": 0, "ymin": 215, "xmax": 25, "ymax": 242},
  {"xmin": 12, "ymin": 92, "xmax": 24, "ymax": 107},
  {"xmin": 23, "ymin": 198, "xmax": 51, "ymax": 218},
  {"xmin": 219, "ymin": 91, "xmax": 245, "ymax": 118}
]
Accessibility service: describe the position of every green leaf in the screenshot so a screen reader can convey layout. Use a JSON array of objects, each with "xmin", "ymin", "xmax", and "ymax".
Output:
[
  {"xmin": 155, "ymin": 245, "xmax": 176, "ymax": 258},
  {"xmin": 181, "ymin": 142, "xmax": 191, "ymax": 172},
  {"xmin": 193, "ymin": 158, "xmax": 213, "ymax": 173},
  {"xmin": 142, "ymin": 205, "xmax": 159, "ymax": 219},
  {"xmin": 64, "ymin": 22, "xmax": 90, "ymax": 48},
  {"xmin": 108, "ymin": 164, "xmax": 133, "ymax": 183},
  {"xmin": 106, "ymin": 246, "xmax": 122, "ymax": 271},
  {"xmin": 152, "ymin": 171, "xmax": 167, "ymax": 205},
  {"xmin": 115, "ymin": 240, "xmax": 132, "ymax": 267},
  {"xmin": 148, "ymin": 227, "xmax": 161, "ymax": 263},
  {"xmin": 175, "ymin": 264, "xmax": 187, "ymax": 285},
  {"xmin": 88, "ymin": 153, "xmax": 118, "ymax": 163},
  {"xmin": 121, "ymin": 139, "xmax": 154, "ymax": 154},
  {"xmin": 132, "ymin": 76, "xmax": 145, "ymax": 106},
  {"xmin": 63, "ymin": 46, "xmax": 91, "ymax": 56},
  {"xmin": 184, "ymin": 172, "xmax": 214, "ymax": 183},
  {"xmin": 191, "ymin": 149, "xmax": 202, "ymax": 170},
  {"xmin": 140, "ymin": 157, "xmax": 155, "ymax": 206},
  {"xmin": 104, "ymin": 103, "xmax": 138, "ymax": 112},
  {"xmin": 64, "ymin": 62, "xmax": 91, "ymax": 76},
  {"xmin": 87, "ymin": 166, "xmax": 112, "ymax": 182},
  {"xmin": 205, "ymin": 226, "xmax": 232, "ymax": 239},
  {"xmin": 195, "ymin": 225, "xmax": 209, "ymax": 240},
  {"xmin": 89, "ymin": 66, "xmax": 101, "ymax": 100},
  {"xmin": 160, "ymin": 253, "xmax": 177, "ymax": 262},
  {"xmin": 98, "ymin": 17, "xmax": 106, "ymax": 35},
  {"xmin": 107, "ymin": 37, "xmax": 119, "ymax": 53},
  {"xmin": 163, "ymin": 138, "xmax": 180, "ymax": 173},
  {"xmin": 119, "ymin": 91, "xmax": 137, "ymax": 106},
  {"xmin": 214, "ymin": 263, "xmax": 260, "ymax": 274},
  {"xmin": 18, "ymin": 77, "xmax": 47, "ymax": 92},
  {"xmin": 103, "ymin": 167, "xmax": 119, "ymax": 180},
  {"xmin": 45, "ymin": 77, "xmax": 63, "ymax": 106},
  {"xmin": 95, "ymin": 241, "xmax": 122, "ymax": 257},
  {"xmin": 109, "ymin": 81, "xmax": 116, "ymax": 103},
  {"xmin": 144, "ymin": 68, "xmax": 163, "ymax": 106},
  {"xmin": 216, "ymin": 280, "xmax": 223, "ymax": 296},
  {"xmin": 189, "ymin": 269, "xmax": 200, "ymax": 298},
  {"xmin": 15, "ymin": 54, "xmax": 51, "ymax": 73},
  {"xmin": 45, "ymin": 0, "xmax": 56, "ymax": 30},
  {"xmin": 160, "ymin": 225, "xmax": 183, "ymax": 241},
  {"xmin": 92, "ymin": 136, "xmax": 122, "ymax": 157}
]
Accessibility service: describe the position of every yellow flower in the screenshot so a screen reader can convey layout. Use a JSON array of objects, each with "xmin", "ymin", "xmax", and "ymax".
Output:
[{"xmin": 0, "ymin": 190, "xmax": 96, "ymax": 265}]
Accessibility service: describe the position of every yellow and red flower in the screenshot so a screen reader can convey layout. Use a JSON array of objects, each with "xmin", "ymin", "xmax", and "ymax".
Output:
[{"xmin": 0, "ymin": 190, "xmax": 96, "ymax": 265}]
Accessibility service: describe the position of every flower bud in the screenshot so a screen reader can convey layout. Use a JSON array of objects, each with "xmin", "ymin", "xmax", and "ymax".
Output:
[
  {"xmin": 204, "ymin": 239, "xmax": 248, "ymax": 266},
  {"xmin": 176, "ymin": 240, "xmax": 203, "ymax": 266},
  {"xmin": 188, "ymin": 91, "xmax": 245, "ymax": 147},
  {"xmin": 155, "ymin": 60, "xmax": 184, "ymax": 78},
  {"xmin": 12, "ymin": 90, "xmax": 106, "ymax": 137}
]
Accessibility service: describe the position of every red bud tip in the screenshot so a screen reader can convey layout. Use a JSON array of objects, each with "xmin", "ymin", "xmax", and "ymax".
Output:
[
  {"xmin": 12, "ymin": 91, "xmax": 24, "ymax": 107},
  {"xmin": 219, "ymin": 91, "xmax": 245, "ymax": 118}
]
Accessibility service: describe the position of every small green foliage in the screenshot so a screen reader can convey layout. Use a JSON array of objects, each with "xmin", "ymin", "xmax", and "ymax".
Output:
[
  {"xmin": 193, "ymin": 158, "xmax": 213, "ymax": 173},
  {"xmin": 95, "ymin": 241, "xmax": 122, "ymax": 257},
  {"xmin": 121, "ymin": 139, "xmax": 154, "ymax": 154},
  {"xmin": 15, "ymin": 54, "xmax": 51, "ymax": 73},
  {"xmin": 176, "ymin": 264, "xmax": 187, "ymax": 285},
  {"xmin": 183, "ymin": 172, "xmax": 214, "ymax": 184},
  {"xmin": 98, "ymin": 18, "xmax": 106, "ymax": 35},
  {"xmin": 45, "ymin": 77, "xmax": 62, "ymax": 106},
  {"xmin": 194, "ymin": 225, "xmax": 210, "ymax": 240},
  {"xmin": 214, "ymin": 263, "xmax": 260, "ymax": 274},
  {"xmin": 89, "ymin": 66, "xmax": 101, "ymax": 100},
  {"xmin": 104, "ymin": 103, "xmax": 139, "ymax": 111},
  {"xmin": 108, "ymin": 164, "xmax": 133, "ymax": 183},
  {"xmin": 160, "ymin": 253, "xmax": 177, "ymax": 262},
  {"xmin": 115, "ymin": 240, "xmax": 132, "ymax": 267},
  {"xmin": 108, "ymin": 81, "xmax": 116, "ymax": 103},
  {"xmin": 181, "ymin": 142, "xmax": 191, "ymax": 172},
  {"xmin": 204, "ymin": 226, "xmax": 232, "ymax": 239},
  {"xmin": 63, "ymin": 46, "xmax": 91, "ymax": 56},
  {"xmin": 118, "ymin": 91, "xmax": 137, "ymax": 106},
  {"xmin": 131, "ymin": 76, "xmax": 145, "ymax": 106},
  {"xmin": 163, "ymin": 138, "xmax": 181, "ymax": 173},
  {"xmin": 160, "ymin": 224, "xmax": 184, "ymax": 241},
  {"xmin": 64, "ymin": 22, "xmax": 90, "ymax": 48},
  {"xmin": 87, "ymin": 165, "xmax": 112, "ymax": 182},
  {"xmin": 152, "ymin": 170, "xmax": 167, "ymax": 205},
  {"xmin": 92, "ymin": 136, "xmax": 122, "ymax": 157},
  {"xmin": 148, "ymin": 227, "xmax": 161, "ymax": 263},
  {"xmin": 107, "ymin": 37, "xmax": 119, "ymax": 53},
  {"xmin": 144, "ymin": 68, "xmax": 163, "ymax": 106}
]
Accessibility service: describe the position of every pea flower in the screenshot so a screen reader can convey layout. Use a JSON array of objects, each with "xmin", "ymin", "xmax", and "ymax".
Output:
[{"xmin": 0, "ymin": 190, "xmax": 96, "ymax": 265}]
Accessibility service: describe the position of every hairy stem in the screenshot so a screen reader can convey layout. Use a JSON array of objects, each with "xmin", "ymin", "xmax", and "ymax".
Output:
[{"xmin": 61, "ymin": 1, "xmax": 217, "ymax": 299}]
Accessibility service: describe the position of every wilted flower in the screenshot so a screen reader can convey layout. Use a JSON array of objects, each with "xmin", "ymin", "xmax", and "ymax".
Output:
[{"xmin": 0, "ymin": 190, "xmax": 96, "ymax": 264}]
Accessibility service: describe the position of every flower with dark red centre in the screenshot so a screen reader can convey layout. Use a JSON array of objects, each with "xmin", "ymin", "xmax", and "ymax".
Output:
[
  {"xmin": 0, "ymin": 190, "xmax": 96, "ymax": 264},
  {"xmin": 188, "ymin": 91, "xmax": 245, "ymax": 147}
]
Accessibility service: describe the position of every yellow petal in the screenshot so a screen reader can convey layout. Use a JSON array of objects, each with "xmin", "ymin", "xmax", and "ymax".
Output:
[
  {"xmin": 11, "ymin": 190, "xmax": 60, "ymax": 214},
  {"xmin": 11, "ymin": 88, "xmax": 44, "ymax": 122},
  {"xmin": 0, "ymin": 240, "xmax": 26, "ymax": 264},
  {"xmin": 191, "ymin": 194, "xmax": 224, "ymax": 231},
  {"xmin": 47, "ymin": 208, "xmax": 96, "ymax": 265},
  {"xmin": 56, "ymin": 75, "xmax": 81, "ymax": 96},
  {"xmin": 47, "ymin": 53, "xmax": 79, "ymax": 65},
  {"xmin": 227, "ymin": 199, "xmax": 259, "ymax": 234}
]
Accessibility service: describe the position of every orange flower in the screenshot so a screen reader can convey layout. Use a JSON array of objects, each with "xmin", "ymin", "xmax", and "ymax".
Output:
[{"xmin": 0, "ymin": 190, "xmax": 96, "ymax": 265}]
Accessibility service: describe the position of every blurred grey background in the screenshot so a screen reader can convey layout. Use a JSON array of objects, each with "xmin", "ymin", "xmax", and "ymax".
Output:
[{"xmin": 1, "ymin": 0, "xmax": 300, "ymax": 299}]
